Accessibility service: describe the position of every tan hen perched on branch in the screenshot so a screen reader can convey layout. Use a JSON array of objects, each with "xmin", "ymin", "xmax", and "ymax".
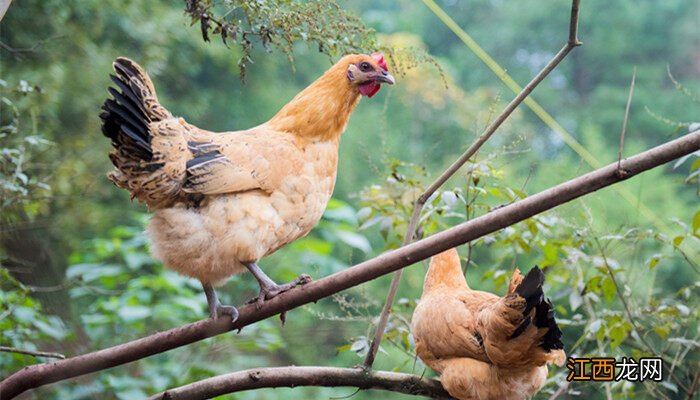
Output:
[
  {"xmin": 411, "ymin": 248, "xmax": 565, "ymax": 400},
  {"xmin": 100, "ymin": 54, "xmax": 394, "ymax": 321}
]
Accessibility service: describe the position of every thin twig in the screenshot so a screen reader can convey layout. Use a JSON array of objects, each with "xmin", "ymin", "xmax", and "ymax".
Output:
[
  {"xmin": 688, "ymin": 364, "xmax": 700, "ymax": 400},
  {"xmin": 0, "ymin": 35, "xmax": 65, "ymax": 60},
  {"xmin": 617, "ymin": 66, "xmax": 637, "ymax": 174},
  {"xmin": 0, "ymin": 130, "xmax": 698, "ymax": 399},
  {"xmin": 147, "ymin": 366, "xmax": 451, "ymax": 400},
  {"xmin": 362, "ymin": 0, "xmax": 583, "ymax": 368},
  {"xmin": 0, "ymin": 346, "xmax": 65, "ymax": 360}
]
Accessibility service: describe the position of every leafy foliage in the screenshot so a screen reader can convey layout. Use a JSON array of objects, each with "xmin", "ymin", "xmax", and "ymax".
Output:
[
  {"xmin": 0, "ymin": 79, "xmax": 52, "ymax": 222},
  {"xmin": 0, "ymin": 269, "xmax": 69, "ymax": 374},
  {"xmin": 184, "ymin": 0, "xmax": 377, "ymax": 77}
]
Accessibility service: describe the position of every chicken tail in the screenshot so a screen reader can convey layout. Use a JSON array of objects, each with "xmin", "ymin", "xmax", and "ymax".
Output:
[
  {"xmin": 481, "ymin": 266, "xmax": 565, "ymax": 368},
  {"xmin": 100, "ymin": 58, "xmax": 192, "ymax": 208},
  {"xmin": 510, "ymin": 267, "xmax": 564, "ymax": 353}
]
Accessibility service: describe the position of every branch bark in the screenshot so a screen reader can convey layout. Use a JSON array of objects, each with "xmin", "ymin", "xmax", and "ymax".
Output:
[
  {"xmin": 147, "ymin": 366, "xmax": 451, "ymax": 400},
  {"xmin": 1, "ymin": 130, "xmax": 698, "ymax": 399},
  {"xmin": 363, "ymin": 0, "xmax": 582, "ymax": 368}
]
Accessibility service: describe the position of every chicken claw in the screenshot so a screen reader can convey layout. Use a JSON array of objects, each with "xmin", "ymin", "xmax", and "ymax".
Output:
[
  {"xmin": 244, "ymin": 262, "xmax": 312, "ymax": 308},
  {"xmin": 203, "ymin": 282, "xmax": 239, "ymax": 322}
]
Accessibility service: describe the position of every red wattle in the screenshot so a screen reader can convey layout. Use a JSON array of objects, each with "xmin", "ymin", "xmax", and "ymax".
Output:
[{"xmin": 358, "ymin": 82, "xmax": 380, "ymax": 97}]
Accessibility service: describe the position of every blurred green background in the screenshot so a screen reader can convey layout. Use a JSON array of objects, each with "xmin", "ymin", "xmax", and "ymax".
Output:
[{"xmin": 1, "ymin": 0, "xmax": 698, "ymax": 399}]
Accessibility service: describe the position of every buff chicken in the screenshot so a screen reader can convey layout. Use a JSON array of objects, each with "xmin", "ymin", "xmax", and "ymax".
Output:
[
  {"xmin": 100, "ymin": 53, "xmax": 394, "ymax": 321},
  {"xmin": 411, "ymin": 248, "xmax": 565, "ymax": 400}
]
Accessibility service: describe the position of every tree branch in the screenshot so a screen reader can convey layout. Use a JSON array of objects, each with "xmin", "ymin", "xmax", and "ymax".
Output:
[
  {"xmin": 0, "ymin": 346, "xmax": 65, "ymax": 360},
  {"xmin": 147, "ymin": 366, "xmax": 451, "ymax": 400},
  {"xmin": 1, "ymin": 130, "xmax": 698, "ymax": 399},
  {"xmin": 363, "ymin": 0, "xmax": 582, "ymax": 368}
]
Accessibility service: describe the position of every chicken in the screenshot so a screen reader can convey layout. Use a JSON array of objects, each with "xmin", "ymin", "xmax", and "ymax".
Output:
[
  {"xmin": 411, "ymin": 249, "xmax": 565, "ymax": 400},
  {"xmin": 100, "ymin": 53, "xmax": 394, "ymax": 322}
]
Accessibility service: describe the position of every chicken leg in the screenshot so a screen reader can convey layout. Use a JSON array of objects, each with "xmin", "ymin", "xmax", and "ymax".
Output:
[
  {"xmin": 244, "ymin": 262, "xmax": 311, "ymax": 308},
  {"xmin": 203, "ymin": 283, "xmax": 239, "ymax": 322}
]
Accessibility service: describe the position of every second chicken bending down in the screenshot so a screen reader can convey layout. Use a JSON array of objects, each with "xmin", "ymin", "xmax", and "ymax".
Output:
[
  {"xmin": 100, "ymin": 53, "xmax": 394, "ymax": 322},
  {"xmin": 411, "ymin": 248, "xmax": 565, "ymax": 400}
]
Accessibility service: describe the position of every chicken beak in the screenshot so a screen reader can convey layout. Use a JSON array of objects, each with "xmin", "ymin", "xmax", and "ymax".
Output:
[{"xmin": 374, "ymin": 71, "xmax": 395, "ymax": 85}]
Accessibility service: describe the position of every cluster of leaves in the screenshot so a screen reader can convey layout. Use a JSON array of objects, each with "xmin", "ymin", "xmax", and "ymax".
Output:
[
  {"xmin": 184, "ymin": 0, "xmax": 377, "ymax": 78},
  {"xmin": 0, "ymin": 79, "xmax": 52, "ymax": 221},
  {"xmin": 357, "ymin": 156, "xmax": 523, "ymax": 249},
  {"xmin": 0, "ymin": 268, "xmax": 69, "ymax": 375}
]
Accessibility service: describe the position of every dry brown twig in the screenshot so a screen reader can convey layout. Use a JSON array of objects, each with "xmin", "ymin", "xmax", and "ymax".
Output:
[
  {"xmin": 617, "ymin": 66, "xmax": 637, "ymax": 175},
  {"xmin": 0, "ymin": 346, "xmax": 65, "ymax": 360},
  {"xmin": 363, "ymin": 0, "xmax": 582, "ymax": 368},
  {"xmin": 147, "ymin": 366, "xmax": 451, "ymax": 400}
]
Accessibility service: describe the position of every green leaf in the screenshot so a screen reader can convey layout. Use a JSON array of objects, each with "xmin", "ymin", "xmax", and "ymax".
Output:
[
  {"xmin": 323, "ymin": 198, "xmax": 357, "ymax": 224},
  {"xmin": 648, "ymin": 254, "xmax": 662, "ymax": 269},
  {"xmin": 291, "ymin": 237, "xmax": 333, "ymax": 255},
  {"xmin": 659, "ymin": 382, "xmax": 678, "ymax": 394},
  {"xmin": 568, "ymin": 289, "xmax": 583, "ymax": 311},
  {"xmin": 692, "ymin": 210, "xmax": 700, "ymax": 233},
  {"xmin": 587, "ymin": 319, "xmax": 603, "ymax": 335},
  {"xmin": 336, "ymin": 344, "xmax": 352, "ymax": 353},
  {"xmin": 585, "ymin": 276, "xmax": 603, "ymax": 294},
  {"xmin": 334, "ymin": 230, "xmax": 372, "ymax": 253},
  {"xmin": 124, "ymin": 253, "xmax": 153, "ymax": 270},
  {"xmin": 601, "ymin": 276, "xmax": 616, "ymax": 304},
  {"xmin": 672, "ymin": 235, "xmax": 685, "ymax": 247},
  {"xmin": 542, "ymin": 244, "xmax": 557, "ymax": 263},
  {"xmin": 118, "ymin": 305, "xmax": 151, "ymax": 322},
  {"xmin": 609, "ymin": 324, "xmax": 627, "ymax": 349},
  {"xmin": 654, "ymin": 324, "xmax": 671, "ymax": 338}
]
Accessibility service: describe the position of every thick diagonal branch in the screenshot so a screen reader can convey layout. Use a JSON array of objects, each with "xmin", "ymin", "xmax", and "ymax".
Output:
[
  {"xmin": 363, "ymin": 0, "xmax": 582, "ymax": 368},
  {"xmin": 147, "ymin": 366, "xmax": 451, "ymax": 400},
  {"xmin": 1, "ymin": 130, "xmax": 698, "ymax": 399}
]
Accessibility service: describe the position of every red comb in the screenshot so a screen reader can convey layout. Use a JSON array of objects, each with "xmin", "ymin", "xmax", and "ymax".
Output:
[{"xmin": 372, "ymin": 52, "xmax": 388, "ymax": 71}]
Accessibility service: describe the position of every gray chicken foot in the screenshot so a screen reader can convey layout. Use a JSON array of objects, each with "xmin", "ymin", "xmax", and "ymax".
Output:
[
  {"xmin": 244, "ymin": 262, "xmax": 312, "ymax": 310},
  {"xmin": 203, "ymin": 282, "xmax": 239, "ymax": 322}
]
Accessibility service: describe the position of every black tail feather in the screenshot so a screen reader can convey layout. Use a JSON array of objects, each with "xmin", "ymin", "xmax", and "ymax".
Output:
[
  {"xmin": 108, "ymin": 75, "xmax": 146, "ymax": 116},
  {"xmin": 515, "ymin": 266, "xmax": 545, "ymax": 315},
  {"xmin": 510, "ymin": 266, "xmax": 564, "ymax": 352},
  {"xmin": 535, "ymin": 298, "xmax": 564, "ymax": 351},
  {"xmin": 101, "ymin": 59, "xmax": 153, "ymax": 162}
]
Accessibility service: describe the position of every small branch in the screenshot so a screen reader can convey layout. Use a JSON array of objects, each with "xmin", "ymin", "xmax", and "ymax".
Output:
[
  {"xmin": 0, "ymin": 35, "xmax": 64, "ymax": 60},
  {"xmin": 1, "ymin": 130, "xmax": 698, "ymax": 399},
  {"xmin": 568, "ymin": 0, "xmax": 582, "ymax": 46},
  {"xmin": 688, "ymin": 364, "xmax": 700, "ymax": 400},
  {"xmin": 147, "ymin": 367, "xmax": 451, "ymax": 400},
  {"xmin": 617, "ymin": 66, "xmax": 636, "ymax": 174},
  {"xmin": 363, "ymin": 0, "xmax": 583, "ymax": 368},
  {"xmin": 0, "ymin": 346, "xmax": 65, "ymax": 360}
]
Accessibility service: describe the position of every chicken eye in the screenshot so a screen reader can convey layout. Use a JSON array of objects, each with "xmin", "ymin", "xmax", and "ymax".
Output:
[{"xmin": 359, "ymin": 62, "xmax": 371, "ymax": 72}]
